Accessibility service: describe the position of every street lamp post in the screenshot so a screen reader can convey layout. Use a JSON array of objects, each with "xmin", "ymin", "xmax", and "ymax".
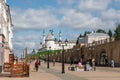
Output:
[
  {"xmin": 47, "ymin": 46, "xmax": 51, "ymax": 69},
  {"xmin": 62, "ymin": 45, "xmax": 65, "ymax": 73},
  {"xmin": 59, "ymin": 39, "xmax": 68, "ymax": 74}
]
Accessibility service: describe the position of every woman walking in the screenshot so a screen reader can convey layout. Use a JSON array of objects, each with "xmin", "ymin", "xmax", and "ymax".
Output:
[{"xmin": 35, "ymin": 59, "xmax": 39, "ymax": 72}]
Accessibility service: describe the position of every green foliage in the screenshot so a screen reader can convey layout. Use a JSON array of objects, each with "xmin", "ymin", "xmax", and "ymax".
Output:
[
  {"xmin": 33, "ymin": 50, "xmax": 61, "ymax": 58},
  {"xmin": 108, "ymin": 29, "xmax": 112, "ymax": 38},
  {"xmin": 76, "ymin": 38, "xmax": 79, "ymax": 45},
  {"xmin": 114, "ymin": 24, "xmax": 120, "ymax": 40},
  {"xmin": 79, "ymin": 34, "xmax": 83, "ymax": 37},
  {"xmin": 96, "ymin": 29, "xmax": 106, "ymax": 33},
  {"xmin": 84, "ymin": 31, "xmax": 91, "ymax": 36}
]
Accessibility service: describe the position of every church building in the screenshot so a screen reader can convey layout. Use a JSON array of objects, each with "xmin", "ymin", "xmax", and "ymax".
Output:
[{"xmin": 38, "ymin": 30, "xmax": 76, "ymax": 52}]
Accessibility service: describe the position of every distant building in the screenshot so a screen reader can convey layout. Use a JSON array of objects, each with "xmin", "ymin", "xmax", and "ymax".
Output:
[
  {"xmin": 78, "ymin": 32, "xmax": 110, "ymax": 44},
  {"xmin": 38, "ymin": 30, "xmax": 76, "ymax": 52}
]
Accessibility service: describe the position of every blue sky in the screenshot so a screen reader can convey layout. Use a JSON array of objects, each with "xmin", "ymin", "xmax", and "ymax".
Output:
[{"xmin": 7, "ymin": 0, "xmax": 120, "ymax": 57}]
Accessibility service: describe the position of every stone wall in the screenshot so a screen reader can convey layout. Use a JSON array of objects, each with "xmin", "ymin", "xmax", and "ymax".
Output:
[{"xmin": 50, "ymin": 39, "xmax": 120, "ymax": 67}]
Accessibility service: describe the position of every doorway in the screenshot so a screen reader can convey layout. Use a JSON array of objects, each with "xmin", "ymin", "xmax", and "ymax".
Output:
[{"xmin": 99, "ymin": 51, "xmax": 108, "ymax": 66}]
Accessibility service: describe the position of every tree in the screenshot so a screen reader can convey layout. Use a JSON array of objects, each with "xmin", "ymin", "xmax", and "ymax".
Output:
[
  {"xmin": 79, "ymin": 34, "xmax": 82, "ymax": 38},
  {"xmin": 108, "ymin": 29, "xmax": 112, "ymax": 38},
  {"xmin": 96, "ymin": 29, "xmax": 106, "ymax": 33},
  {"xmin": 76, "ymin": 37, "xmax": 79, "ymax": 45},
  {"xmin": 83, "ymin": 31, "xmax": 91, "ymax": 36},
  {"xmin": 114, "ymin": 24, "xmax": 120, "ymax": 40}
]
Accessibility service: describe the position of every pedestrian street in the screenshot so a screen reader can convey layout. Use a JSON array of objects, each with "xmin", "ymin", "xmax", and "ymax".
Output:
[{"xmin": 1, "ymin": 60, "xmax": 120, "ymax": 80}]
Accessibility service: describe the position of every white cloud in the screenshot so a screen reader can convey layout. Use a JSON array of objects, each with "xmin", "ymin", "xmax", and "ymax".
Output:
[
  {"xmin": 13, "ymin": 34, "xmax": 41, "ymax": 50},
  {"xmin": 11, "ymin": 8, "xmax": 59, "ymax": 29},
  {"xmin": 16, "ymin": 35, "xmax": 40, "ymax": 42},
  {"xmin": 14, "ymin": 41, "xmax": 37, "ymax": 49},
  {"xmin": 100, "ymin": 8, "xmax": 120, "ymax": 29},
  {"xmin": 11, "ymin": 0, "xmax": 119, "ymax": 31},
  {"xmin": 59, "ymin": 7, "xmax": 118, "ymax": 30},
  {"xmin": 13, "ymin": 42, "xmax": 23, "ymax": 48},
  {"xmin": 59, "ymin": 9, "xmax": 97, "ymax": 29},
  {"xmin": 25, "ymin": 42, "xmax": 36, "ymax": 49},
  {"xmin": 101, "ymin": 9, "xmax": 120, "ymax": 21},
  {"xmin": 79, "ymin": 0, "xmax": 111, "ymax": 11},
  {"xmin": 61, "ymin": 9, "xmax": 92, "ymax": 28}
]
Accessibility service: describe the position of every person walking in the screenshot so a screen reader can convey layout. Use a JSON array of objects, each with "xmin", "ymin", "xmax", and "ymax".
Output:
[
  {"xmin": 35, "ymin": 59, "xmax": 39, "ymax": 72},
  {"xmin": 53, "ymin": 59, "xmax": 55, "ymax": 66},
  {"xmin": 92, "ymin": 58, "xmax": 96, "ymax": 71},
  {"xmin": 78, "ymin": 60, "xmax": 83, "ymax": 68},
  {"xmin": 110, "ymin": 59, "xmax": 114, "ymax": 68},
  {"xmin": 85, "ymin": 60, "xmax": 92, "ymax": 71},
  {"xmin": 105, "ymin": 59, "xmax": 108, "ymax": 66}
]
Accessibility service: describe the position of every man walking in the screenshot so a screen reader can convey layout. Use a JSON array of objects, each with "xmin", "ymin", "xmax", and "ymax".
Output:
[{"xmin": 92, "ymin": 58, "xmax": 96, "ymax": 71}]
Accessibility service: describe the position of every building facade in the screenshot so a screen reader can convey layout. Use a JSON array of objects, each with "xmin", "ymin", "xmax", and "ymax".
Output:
[
  {"xmin": 78, "ymin": 32, "xmax": 110, "ymax": 44},
  {"xmin": 0, "ymin": 0, "xmax": 13, "ymax": 72}
]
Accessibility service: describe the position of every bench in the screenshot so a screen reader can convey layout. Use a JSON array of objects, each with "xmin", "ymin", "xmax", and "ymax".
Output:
[
  {"xmin": 68, "ymin": 65, "xmax": 77, "ymax": 71},
  {"xmin": 76, "ymin": 66, "xmax": 84, "ymax": 71},
  {"xmin": 68, "ymin": 65, "xmax": 85, "ymax": 71}
]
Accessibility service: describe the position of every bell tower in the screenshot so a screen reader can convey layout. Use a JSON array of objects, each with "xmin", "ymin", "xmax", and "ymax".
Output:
[{"xmin": 59, "ymin": 31, "xmax": 62, "ymax": 41}]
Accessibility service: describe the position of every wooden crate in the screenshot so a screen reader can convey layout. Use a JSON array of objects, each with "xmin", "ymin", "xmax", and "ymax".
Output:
[
  {"xmin": 11, "ymin": 64, "xmax": 24, "ymax": 77},
  {"xmin": 4, "ymin": 63, "xmax": 12, "ymax": 72}
]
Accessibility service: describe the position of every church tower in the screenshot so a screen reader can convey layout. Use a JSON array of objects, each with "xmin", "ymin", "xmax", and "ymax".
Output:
[
  {"xmin": 59, "ymin": 31, "xmax": 62, "ymax": 41},
  {"xmin": 43, "ymin": 30, "xmax": 45, "ymax": 44},
  {"xmin": 45, "ymin": 30, "xmax": 55, "ymax": 50}
]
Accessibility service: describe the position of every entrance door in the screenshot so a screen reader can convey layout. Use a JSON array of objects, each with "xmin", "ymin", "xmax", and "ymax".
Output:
[{"xmin": 99, "ymin": 51, "xmax": 108, "ymax": 66}]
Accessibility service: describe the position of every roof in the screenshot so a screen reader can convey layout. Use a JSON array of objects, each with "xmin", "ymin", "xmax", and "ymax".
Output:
[
  {"xmin": 45, "ymin": 32, "xmax": 54, "ymax": 41},
  {"xmin": 87, "ymin": 33, "xmax": 109, "ymax": 37}
]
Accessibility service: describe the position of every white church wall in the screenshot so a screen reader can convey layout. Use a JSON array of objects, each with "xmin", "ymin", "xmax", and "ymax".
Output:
[{"xmin": 46, "ymin": 40, "xmax": 55, "ymax": 50}]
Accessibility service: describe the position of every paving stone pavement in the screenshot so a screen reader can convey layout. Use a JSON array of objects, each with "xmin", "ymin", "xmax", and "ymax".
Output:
[
  {"xmin": 41, "ymin": 66, "xmax": 87, "ymax": 80},
  {"xmin": 41, "ymin": 61, "xmax": 120, "ymax": 80},
  {"xmin": 40, "ymin": 61, "xmax": 120, "ymax": 80},
  {"xmin": 0, "ymin": 61, "xmax": 120, "ymax": 80}
]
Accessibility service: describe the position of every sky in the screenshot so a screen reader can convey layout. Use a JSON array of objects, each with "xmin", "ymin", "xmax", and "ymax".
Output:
[{"xmin": 7, "ymin": 0, "xmax": 120, "ymax": 57}]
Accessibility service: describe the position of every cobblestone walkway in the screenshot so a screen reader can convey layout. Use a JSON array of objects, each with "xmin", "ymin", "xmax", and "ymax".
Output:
[
  {"xmin": 96, "ymin": 67, "xmax": 120, "ymax": 72},
  {"xmin": 41, "ymin": 66, "xmax": 87, "ymax": 80},
  {"xmin": 40, "ymin": 62, "xmax": 120, "ymax": 80}
]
